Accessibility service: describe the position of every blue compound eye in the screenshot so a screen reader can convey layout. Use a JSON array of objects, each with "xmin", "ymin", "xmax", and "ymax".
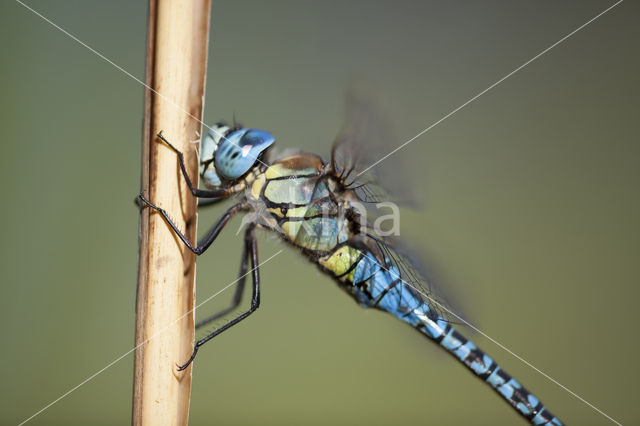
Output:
[{"xmin": 214, "ymin": 128, "xmax": 275, "ymax": 180}]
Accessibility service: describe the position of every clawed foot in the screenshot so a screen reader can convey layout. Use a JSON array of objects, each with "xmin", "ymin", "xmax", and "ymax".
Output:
[
  {"xmin": 137, "ymin": 191, "xmax": 162, "ymax": 212},
  {"xmin": 157, "ymin": 131, "xmax": 182, "ymax": 155},
  {"xmin": 176, "ymin": 347, "xmax": 199, "ymax": 371}
]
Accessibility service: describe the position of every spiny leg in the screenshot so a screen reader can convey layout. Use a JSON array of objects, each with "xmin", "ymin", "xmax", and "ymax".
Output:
[
  {"xmin": 178, "ymin": 224, "xmax": 260, "ymax": 371},
  {"xmin": 195, "ymin": 234, "xmax": 249, "ymax": 329},
  {"xmin": 135, "ymin": 193, "xmax": 226, "ymax": 209},
  {"xmin": 138, "ymin": 192, "xmax": 242, "ymax": 255},
  {"xmin": 156, "ymin": 131, "xmax": 232, "ymax": 199}
]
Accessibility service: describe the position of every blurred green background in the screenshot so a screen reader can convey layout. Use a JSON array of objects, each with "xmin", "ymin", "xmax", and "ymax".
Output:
[{"xmin": 1, "ymin": 1, "xmax": 638, "ymax": 425}]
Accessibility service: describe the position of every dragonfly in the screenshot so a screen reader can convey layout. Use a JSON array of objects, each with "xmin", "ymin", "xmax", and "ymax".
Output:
[{"xmin": 138, "ymin": 100, "xmax": 563, "ymax": 425}]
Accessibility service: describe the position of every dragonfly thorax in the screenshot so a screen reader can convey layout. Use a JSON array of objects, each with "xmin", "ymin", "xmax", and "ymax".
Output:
[{"xmin": 244, "ymin": 152, "xmax": 368, "ymax": 253}]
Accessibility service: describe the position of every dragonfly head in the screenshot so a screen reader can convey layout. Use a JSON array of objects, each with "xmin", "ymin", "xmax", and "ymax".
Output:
[{"xmin": 200, "ymin": 123, "xmax": 275, "ymax": 188}]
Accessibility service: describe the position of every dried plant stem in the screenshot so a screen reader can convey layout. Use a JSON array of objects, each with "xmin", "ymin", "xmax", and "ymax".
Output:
[{"xmin": 133, "ymin": 1, "xmax": 211, "ymax": 424}]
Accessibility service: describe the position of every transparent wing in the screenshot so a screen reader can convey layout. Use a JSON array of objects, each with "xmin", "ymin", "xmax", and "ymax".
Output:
[
  {"xmin": 330, "ymin": 84, "xmax": 468, "ymax": 326},
  {"xmin": 330, "ymin": 85, "xmax": 416, "ymax": 206},
  {"xmin": 368, "ymin": 234, "xmax": 468, "ymax": 326}
]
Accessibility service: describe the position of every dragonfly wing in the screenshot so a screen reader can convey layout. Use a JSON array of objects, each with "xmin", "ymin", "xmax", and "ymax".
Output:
[
  {"xmin": 362, "ymin": 233, "xmax": 470, "ymax": 327},
  {"xmin": 330, "ymin": 85, "xmax": 416, "ymax": 206},
  {"xmin": 327, "ymin": 85, "xmax": 468, "ymax": 324}
]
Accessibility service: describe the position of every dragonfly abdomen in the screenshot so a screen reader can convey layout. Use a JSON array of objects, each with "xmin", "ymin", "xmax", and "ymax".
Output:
[
  {"xmin": 319, "ymin": 244, "xmax": 563, "ymax": 425},
  {"xmin": 426, "ymin": 325, "xmax": 563, "ymax": 425}
]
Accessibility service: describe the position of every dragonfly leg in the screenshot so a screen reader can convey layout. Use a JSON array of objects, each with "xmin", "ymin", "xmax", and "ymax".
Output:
[
  {"xmin": 138, "ymin": 192, "xmax": 243, "ymax": 255},
  {"xmin": 194, "ymin": 233, "xmax": 249, "ymax": 329},
  {"xmin": 135, "ymin": 194, "xmax": 224, "ymax": 209},
  {"xmin": 156, "ymin": 131, "xmax": 232, "ymax": 199},
  {"xmin": 178, "ymin": 224, "xmax": 260, "ymax": 371}
]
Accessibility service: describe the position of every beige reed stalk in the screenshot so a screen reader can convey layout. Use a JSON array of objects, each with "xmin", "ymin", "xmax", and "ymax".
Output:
[{"xmin": 133, "ymin": 1, "xmax": 212, "ymax": 424}]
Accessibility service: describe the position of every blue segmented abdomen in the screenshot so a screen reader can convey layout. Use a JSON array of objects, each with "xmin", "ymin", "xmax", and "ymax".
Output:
[{"xmin": 344, "ymin": 250, "xmax": 563, "ymax": 425}]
